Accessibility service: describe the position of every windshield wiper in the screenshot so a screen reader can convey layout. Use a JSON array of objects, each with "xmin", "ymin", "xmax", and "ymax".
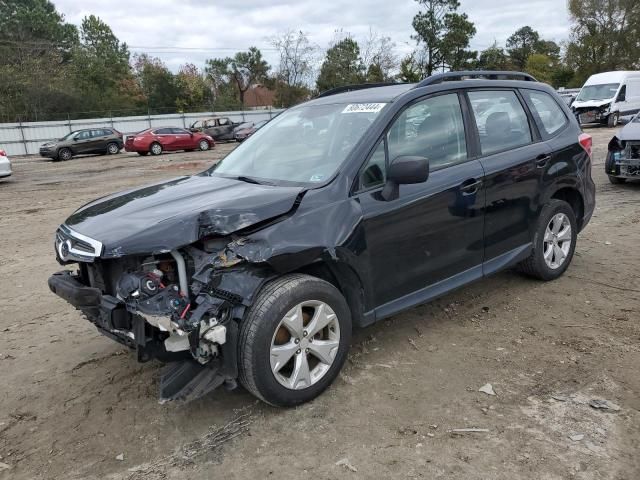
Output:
[{"xmin": 235, "ymin": 175, "xmax": 274, "ymax": 186}]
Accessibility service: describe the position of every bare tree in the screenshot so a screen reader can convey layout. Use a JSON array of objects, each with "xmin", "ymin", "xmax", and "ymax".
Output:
[
  {"xmin": 270, "ymin": 30, "xmax": 318, "ymax": 87},
  {"xmin": 360, "ymin": 27, "xmax": 398, "ymax": 81}
]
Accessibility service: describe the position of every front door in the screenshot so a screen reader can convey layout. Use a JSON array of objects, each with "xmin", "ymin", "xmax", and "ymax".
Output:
[
  {"xmin": 356, "ymin": 93, "xmax": 485, "ymax": 311},
  {"xmin": 73, "ymin": 130, "xmax": 94, "ymax": 153}
]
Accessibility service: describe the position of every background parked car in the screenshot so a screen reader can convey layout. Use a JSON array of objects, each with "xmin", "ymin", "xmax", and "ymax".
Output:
[
  {"xmin": 605, "ymin": 112, "xmax": 640, "ymax": 183},
  {"xmin": 0, "ymin": 149, "xmax": 12, "ymax": 179},
  {"xmin": 124, "ymin": 127, "xmax": 214, "ymax": 156},
  {"xmin": 39, "ymin": 128, "xmax": 123, "ymax": 161},
  {"xmin": 233, "ymin": 119, "xmax": 268, "ymax": 141},
  {"xmin": 190, "ymin": 117, "xmax": 239, "ymax": 141}
]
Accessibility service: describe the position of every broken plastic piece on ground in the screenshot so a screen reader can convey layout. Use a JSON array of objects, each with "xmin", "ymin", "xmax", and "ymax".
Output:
[
  {"xmin": 589, "ymin": 399, "xmax": 621, "ymax": 412},
  {"xmin": 159, "ymin": 360, "xmax": 225, "ymax": 403},
  {"xmin": 569, "ymin": 434, "xmax": 584, "ymax": 441},
  {"xmin": 479, "ymin": 383, "xmax": 496, "ymax": 396},
  {"xmin": 448, "ymin": 428, "xmax": 490, "ymax": 434},
  {"xmin": 335, "ymin": 458, "xmax": 357, "ymax": 472}
]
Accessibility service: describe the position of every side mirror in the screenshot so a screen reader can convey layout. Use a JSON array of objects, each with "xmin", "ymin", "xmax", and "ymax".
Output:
[{"xmin": 381, "ymin": 155, "xmax": 429, "ymax": 201}]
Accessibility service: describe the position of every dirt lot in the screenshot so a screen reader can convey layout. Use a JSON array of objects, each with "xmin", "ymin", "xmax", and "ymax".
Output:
[{"xmin": 0, "ymin": 129, "xmax": 638, "ymax": 480}]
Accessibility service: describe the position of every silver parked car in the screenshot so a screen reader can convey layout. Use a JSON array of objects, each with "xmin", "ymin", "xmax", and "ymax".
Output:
[{"xmin": 0, "ymin": 149, "xmax": 12, "ymax": 179}]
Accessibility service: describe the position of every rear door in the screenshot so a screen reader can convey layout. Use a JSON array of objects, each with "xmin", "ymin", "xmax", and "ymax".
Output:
[
  {"xmin": 90, "ymin": 129, "xmax": 109, "ymax": 152},
  {"xmin": 356, "ymin": 92, "xmax": 485, "ymax": 310},
  {"xmin": 171, "ymin": 128, "xmax": 193, "ymax": 149},
  {"xmin": 466, "ymin": 89, "xmax": 550, "ymax": 270},
  {"xmin": 155, "ymin": 128, "xmax": 178, "ymax": 150}
]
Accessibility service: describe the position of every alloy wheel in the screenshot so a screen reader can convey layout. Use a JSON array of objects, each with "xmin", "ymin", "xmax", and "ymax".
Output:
[
  {"xmin": 107, "ymin": 143, "xmax": 119, "ymax": 154},
  {"xmin": 543, "ymin": 213, "xmax": 572, "ymax": 270},
  {"xmin": 151, "ymin": 143, "xmax": 162, "ymax": 155},
  {"xmin": 199, "ymin": 140, "xmax": 209, "ymax": 151},
  {"xmin": 270, "ymin": 300, "xmax": 340, "ymax": 390}
]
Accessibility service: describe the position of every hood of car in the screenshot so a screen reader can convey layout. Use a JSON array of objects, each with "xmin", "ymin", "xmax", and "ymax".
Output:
[
  {"xmin": 572, "ymin": 99, "xmax": 612, "ymax": 109},
  {"xmin": 618, "ymin": 121, "xmax": 640, "ymax": 141},
  {"xmin": 64, "ymin": 174, "xmax": 304, "ymax": 257}
]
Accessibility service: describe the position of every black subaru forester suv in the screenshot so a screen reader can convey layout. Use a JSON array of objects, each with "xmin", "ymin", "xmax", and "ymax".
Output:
[{"xmin": 49, "ymin": 71, "xmax": 595, "ymax": 407}]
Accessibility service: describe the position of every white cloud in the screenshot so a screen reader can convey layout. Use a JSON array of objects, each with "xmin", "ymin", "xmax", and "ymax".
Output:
[{"xmin": 53, "ymin": 0, "xmax": 571, "ymax": 71}]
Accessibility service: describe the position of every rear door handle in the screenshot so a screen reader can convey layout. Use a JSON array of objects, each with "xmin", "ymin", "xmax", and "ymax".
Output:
[
  {"xmin": 460, "ymin": 178, "xmax": 482, "ymax": 195},
  {"xmin": 536, "ymin": 154, "xmax": 552, "ymax": 168}
]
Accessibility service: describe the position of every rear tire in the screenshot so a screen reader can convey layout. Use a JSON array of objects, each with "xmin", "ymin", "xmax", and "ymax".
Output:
[
  {"xmin": 150, "ymin": 142, "xmax": 162, "ymax": 156},
  {"xmin": 608, "ymin": 175, "xmax": 626, "ymax": 184},
  {"xmin": 106, "ymin": 142, "xmax": 120, "ymax": 155},
  {"xmin": 518, "ymin": 199, "xmax": 577, "ymax": 281},
  {"xmin": 238, "ymin": 274, "xmax": 352, "ymax": 407},
  {"xmin": 57, "ymin": 148, "xmax": 72, "ymax": 161}
]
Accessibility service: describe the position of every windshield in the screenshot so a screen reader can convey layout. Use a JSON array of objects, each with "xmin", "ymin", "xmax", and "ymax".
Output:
[
  {"xmin": 209, "ymin": 102, "xmax": 387, "ymax": 185},
  {"xmin": 60, "ymin": 130, "xmax": 81, "ymax": 141},
  {"xmin": 576, "ymin": 83, "xmax": 620, "ymax": 102}
]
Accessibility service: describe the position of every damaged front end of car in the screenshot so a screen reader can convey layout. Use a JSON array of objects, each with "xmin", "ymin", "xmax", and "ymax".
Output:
[
  {"xmin": 606, "ymin": 135, "xmax": 640, "ymax": 179},
  {"xmin": 49, "ymin": 225, "xmax": 278, "ymax": 403}
]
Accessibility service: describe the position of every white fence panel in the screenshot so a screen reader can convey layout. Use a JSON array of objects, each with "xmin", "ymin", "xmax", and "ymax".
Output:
[{"xmin": 0, "ymin": 109, "xmax": 283, "ymax": 156}]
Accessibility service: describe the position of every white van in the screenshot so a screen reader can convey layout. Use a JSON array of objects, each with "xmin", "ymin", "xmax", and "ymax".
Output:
[{"xmin": 572, "ymin": 71, "xmax": 640, "ymax": 127}]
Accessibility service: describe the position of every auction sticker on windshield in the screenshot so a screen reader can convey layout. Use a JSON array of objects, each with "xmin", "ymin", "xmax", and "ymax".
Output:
[{"xmin": 342, "ymin": 103, "xmax": 386, "ymax": 114}]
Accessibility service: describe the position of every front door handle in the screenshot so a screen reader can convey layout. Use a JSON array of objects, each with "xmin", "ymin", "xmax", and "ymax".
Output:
[
  {"xmin": 536, "ymin": 154, "xmax": 552, "ymax": 168},
  {"xmin": 460, "ymin": 178, "xmax": 482, "ymax": 195}
]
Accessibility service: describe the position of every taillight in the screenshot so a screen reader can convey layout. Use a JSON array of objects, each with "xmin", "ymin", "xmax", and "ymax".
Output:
[
  {"xmin": 0, "ymin": 149, "xmax": 5, "ymax": 156},
  {"xmin": 579, "ymin": 133, "xmax": 592, "ymax": 158}
]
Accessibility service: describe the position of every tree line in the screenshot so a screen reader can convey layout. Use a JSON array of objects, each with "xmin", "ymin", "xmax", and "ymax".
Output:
[{"xmin": 1, "ymin": 0, "xmax": 638, "ymax": 122}]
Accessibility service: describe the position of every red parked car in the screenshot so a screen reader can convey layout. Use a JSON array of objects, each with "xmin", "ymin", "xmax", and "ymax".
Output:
[{"xmin": 125, "ymin": 127, "xmax": 214, "ymax": 156}]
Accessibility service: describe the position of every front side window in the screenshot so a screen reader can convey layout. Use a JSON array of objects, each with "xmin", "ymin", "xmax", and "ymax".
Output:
[
  {"xmin": 387, "ymin": 93, "xmax": 467, "ymax": 170},
  {"xmin": 468, "ymin": 90, "xmax": 532, "ymax": 155},
  {"xmin": 171, "ymin": 128, "xmax": 189, "ymax": 134},
  {"xmin": 155, "ymin": 128, "xmax": 172, "ymax": 135},
  {"xmin": 523, "ymin": 90, "xmax": 567, "ymax": 137},
  {"xmin": 209, "ymin": 102, "xmax": 386, "ymax": 185},
  {"xmin": 76, "ymin": 130, "xmax": 91, "ymax": 140}
]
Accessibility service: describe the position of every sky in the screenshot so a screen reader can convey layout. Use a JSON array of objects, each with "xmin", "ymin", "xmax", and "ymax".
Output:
[{"xmin": 53, "ymin": 0, "xmax": 572, "ymax": 72}]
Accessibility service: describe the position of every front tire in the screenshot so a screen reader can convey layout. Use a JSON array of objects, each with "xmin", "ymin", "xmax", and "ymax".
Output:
[
  {"xmin": 608, "ymin": 175, "xmax": 626, "ymax": 184},
  {"xmin": 518, "ymin": 199, "xmax": 577, "ymax": 281},
  {"xmin": 239, "ymin": 274, "xmax": 352, "ymax": 407},
  {"xmin": 150, "ymin": 142, "xmax": 162, "ymax": 156},
  {"xmin": 198, "ymin": 139, "xmax": 210, "ymax": 151},
  {"xmin": 607, "ymin": 113, "xmax": 620, "ymax": 128},
  {"xmin": 57, "ymin": 148, "xmax": 72, "ymax": 161}
]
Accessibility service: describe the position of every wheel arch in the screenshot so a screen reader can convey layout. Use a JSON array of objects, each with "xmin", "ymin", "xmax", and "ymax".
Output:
[
  {"xmin": 289, "ymin": 259, "xmax": 368, "ymax": 328},
  {"xmin": 548, "ymin": 186, "xmax": 585, "ymax": 231}
]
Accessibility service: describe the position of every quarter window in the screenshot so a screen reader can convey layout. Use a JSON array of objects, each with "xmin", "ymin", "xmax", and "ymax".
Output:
[
  {"xmin": 387, "ymin": 93, "xmax": 467, "ymax": 170},
  {"xmin": 468, "ymin": 91, "xmax": 532, "ymax": 155},
  {"xmin": 523, "ymin": 90, "xmax": 567, "ymax": 137},
  {"xmin": 359, "ymin": 140, "xmax": 386, "ymax": 189}
]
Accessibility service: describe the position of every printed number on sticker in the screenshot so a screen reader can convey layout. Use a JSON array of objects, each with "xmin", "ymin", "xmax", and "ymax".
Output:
[{"xmin": 342, "ymin": 103, "xmax": 386, "ymax": 114}]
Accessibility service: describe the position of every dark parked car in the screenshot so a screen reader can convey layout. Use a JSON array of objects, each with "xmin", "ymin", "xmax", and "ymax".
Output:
[
  {"xmin": 40, "ymin": 128, "xmax": 123, "ymax": 161},
  {"xmin": 234, "ymin": 119, "xmax": 269, "ymax": 141},
  {"xmin": 48, "ymin": 71, "xmax": 595, "ymax": 407},
  {"xmin": 605, "ymin": 112, "xmax": 640, "ymax": 183},
  {"xmin": 124, "ymin": 127, "xmax": 214, "ymax": 156}
]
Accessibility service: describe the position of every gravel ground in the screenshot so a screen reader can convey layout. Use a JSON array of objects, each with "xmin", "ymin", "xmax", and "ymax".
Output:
[{"xmin": 0, "ymin": 129, "xmax": 638, "ymax": 480}]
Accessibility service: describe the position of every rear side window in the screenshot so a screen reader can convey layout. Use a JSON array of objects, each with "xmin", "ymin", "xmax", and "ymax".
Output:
[
  {"xmin": 522, "ymin": 90, "xmax": 567, "ymax": 137},
  {"xmin": 468, "ymin": 90, "xmax": 532, "ymax": 155}
]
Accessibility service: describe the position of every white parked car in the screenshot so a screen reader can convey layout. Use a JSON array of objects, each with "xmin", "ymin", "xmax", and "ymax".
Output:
[
  {"xmin": 572, "ymin": 71, "xmax": 640, "ymax": 127},
  {"xmin": 0, "ymin": 149, "xmax": 12, "ymax": 179}
]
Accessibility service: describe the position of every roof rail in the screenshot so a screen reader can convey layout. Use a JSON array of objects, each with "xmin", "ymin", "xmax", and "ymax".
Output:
[
  {"xmin": 415, "ymin": 71, "xmax": 538, "ymax": 88},
  {"xmin": 317, "ymin": 82, "xmax": 406, "ymax": 98}
]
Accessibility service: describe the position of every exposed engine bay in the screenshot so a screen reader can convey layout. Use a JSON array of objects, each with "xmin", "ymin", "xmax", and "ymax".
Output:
[
  {"xmin": 607, "ymin": 136, "xmax": 640, "ymax": 179},
  {"xmin": 49, "ymin": 233, "xmax": 273, "ymax": 403}
]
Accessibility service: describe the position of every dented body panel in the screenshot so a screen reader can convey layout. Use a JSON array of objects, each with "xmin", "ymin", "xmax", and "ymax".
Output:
[{"xmin": 606, "ymin": 117, "xmax": 640, "ymax": 180}]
